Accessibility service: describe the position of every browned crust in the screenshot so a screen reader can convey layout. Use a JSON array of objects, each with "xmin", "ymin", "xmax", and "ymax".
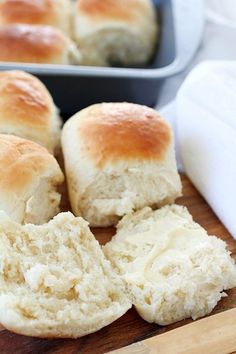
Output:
[
  {"xmin": 0, "ymin": 134, "xmax": 62, "ymax": 192},
  {"xmin": 0, "ymin": 24, "xmax": 66, "ymax": 63},
  {"xmin": 0, "ymin": 0, "xmax": 58, "ymax": 26},
  {"xmin": 0, "ymin": 70, "xmax": 52, "ymax": 128},
  {"xmin": 77, "ymin": 103, "xmax": 171, "ymax": 168},
  {"xmin": 77, "ymin": 0, "xmax": 149, "ymax": 22}
]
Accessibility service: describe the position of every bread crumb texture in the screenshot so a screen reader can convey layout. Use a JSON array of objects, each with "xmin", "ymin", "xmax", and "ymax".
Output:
[
  {"xmin": 103, "ymin": 205, "xmax": 236, "ymax": 325},
  {"xmin": 0, "ymin": 212, "xmax": 131, "ymax": 338}
]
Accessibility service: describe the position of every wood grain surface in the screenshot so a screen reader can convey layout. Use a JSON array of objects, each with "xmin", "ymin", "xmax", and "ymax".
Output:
[
  {"xmin": 110, "ymin": 308, "xmax": 236, "ymax": 354},
  {"xmin": 0, "ymin": 175, "xmax": 235, "ymax": 354}
]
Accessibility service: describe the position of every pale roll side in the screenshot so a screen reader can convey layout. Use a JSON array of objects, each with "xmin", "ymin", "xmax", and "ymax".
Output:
[{"xmin": 73, "ymin": 0, "xmax": 158, "ymax": 66}]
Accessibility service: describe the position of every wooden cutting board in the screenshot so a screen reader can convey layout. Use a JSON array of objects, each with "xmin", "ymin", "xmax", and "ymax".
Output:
[{"xmin": 0, "ymin": 175, "xmax": 235, "ymax": 354}]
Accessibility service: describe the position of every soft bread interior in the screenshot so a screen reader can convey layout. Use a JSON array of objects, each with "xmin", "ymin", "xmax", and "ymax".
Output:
[
  {"xmin": 79, "ymin": 161, "xmax": 181, "ymax": 227},
  {"xmin": 0, "ymin": 212, "xmax": 131, "ymax": 338},
  {"xmin": 23, "ymin": 178, "xmax": 61, "ymax": 224},
  {"xmin": 103, "ymin": 205, "xmax": 236, "ymax": 325}
]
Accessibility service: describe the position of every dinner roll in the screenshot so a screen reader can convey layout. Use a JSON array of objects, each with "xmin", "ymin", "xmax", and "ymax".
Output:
[
  {"xmin": 0, "ymin": 211, "xmax": 131, "ymax": 338},
  {"xmin": 0, "ymin": 134, "xmax": 64, "ymax": 224},
  {"xmin": 62, "ymin": 103, "xmax": 182, "ymax": 227},
  {"xmin": 104, "ymin": 205, "xmax": 236, "ymax": 325},
  {"xmin": 0, "ymin": 24, "xmax": 81, "ymax": 64},
  {"xmin": 0, "ymin": 0, "xmax": 71, "ymax": 35},
  {"xmin": 0, "ymin": 70, "xmax": 61, "ymax": 154},
  {"xmin": 73, "ymin": 0, "xmax": 158, "ymax": 66}
]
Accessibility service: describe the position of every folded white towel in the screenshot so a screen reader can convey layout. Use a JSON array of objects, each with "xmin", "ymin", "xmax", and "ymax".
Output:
[{"xmin": 176, "ymin": 61, "xmax": 236, "ymax": 239}]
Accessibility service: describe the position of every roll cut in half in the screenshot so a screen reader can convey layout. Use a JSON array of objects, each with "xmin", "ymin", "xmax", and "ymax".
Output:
[
  {"xmin": 73, "ymin": 0, "xmax": 158, "ymax": 66},
  {"xmin": 0, "ymin": 212, "xmax": 131, "ymax": 338},
  {"xmin": 62, "ymin": 102, "xmax": 182, "ymax": 227},
  {"xmin": 0, "ymin": 134, "xmax": 64, "ymax": 224},
  {"xmin": 0, "ymin": 70, "xmax": 61, "ymax": 154},
  {"xmin": 0, "ymin": 0, "xmax": 71, "ymax": 35},
  {"xmin": 104, "ymin": 205, "xmax": 236, "ymax": 325},
  {"xmin": 0, "ymin": 24, "xmax": 81, "ymax": 64}
]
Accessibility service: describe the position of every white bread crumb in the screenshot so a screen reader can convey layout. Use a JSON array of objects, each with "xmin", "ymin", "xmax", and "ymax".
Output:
[{"xmin": 0, "ymin": 211, "xmax": 131, "ymax": 338}]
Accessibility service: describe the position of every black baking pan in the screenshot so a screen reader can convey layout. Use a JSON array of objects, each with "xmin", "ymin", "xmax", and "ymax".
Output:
[{"xmin": 0, "ymin": 0, "xmax": 204, "ymax": 117}]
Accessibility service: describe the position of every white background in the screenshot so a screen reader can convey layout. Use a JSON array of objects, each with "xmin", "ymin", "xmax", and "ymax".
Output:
[{"xmin": 158, "ymin": 0, "xmax": 236, "ymax": 108}]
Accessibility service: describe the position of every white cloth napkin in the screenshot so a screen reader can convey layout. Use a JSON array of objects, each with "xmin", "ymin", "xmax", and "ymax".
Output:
[
  {"xmin": 176, "ymin": 61, "xmax": 236, "ymax": 239},
  {"xmin": 157, "ymin": 1, "xmax": 236, "ymax": 239}
]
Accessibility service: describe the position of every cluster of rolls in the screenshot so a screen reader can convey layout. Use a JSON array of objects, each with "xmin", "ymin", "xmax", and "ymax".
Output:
[
  {"xmin": 0, "ymin": 69, "xmax": 235, "ymax": 339},
  {"xmin": 0, "ymin": 0, "xmax": 158, "ymax": 66}
]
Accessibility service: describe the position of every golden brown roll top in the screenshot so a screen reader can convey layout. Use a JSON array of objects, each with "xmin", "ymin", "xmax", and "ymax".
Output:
[
  {"xmin": 0, "ymin": 24, "xmax": 81, "ymax": 64},
  {"xmin": 77, "ymin": 103, "xmax": 171, "ymax": 168},
  {"xmin": 77, "ymin": 0, "xmax": 150, "ymax": 21},
  {"xmin": 62, "ymin": 102, "xmax": 182, "ymax": 227},
  {"xmin": 0, "ymin": 134, "xmax": 64, "ymax": 224},
  {"xmin": 0, "ymin": 0, "xmax": 71, "ymax": 35},
  {"xmin": 73, "ymin": 0, "xmax": 158, "ymax": 66},
  {"xmin": 0, "ymin": 70, "xmax": 61, "ymax": 154}
]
